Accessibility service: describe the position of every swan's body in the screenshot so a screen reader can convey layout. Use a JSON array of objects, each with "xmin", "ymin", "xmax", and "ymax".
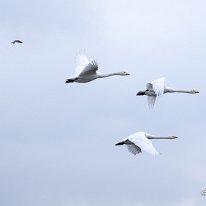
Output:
[
  {"xmin": 65, "ymin": 54, "xmax": 129, "ymax": 83},
  {"xmin": 115, "ymin": 132, "xmax": 177, "ymax": 156},
  {"xmin": 136, "ymin": 77, "xmax": 199, "ymax": 108}
]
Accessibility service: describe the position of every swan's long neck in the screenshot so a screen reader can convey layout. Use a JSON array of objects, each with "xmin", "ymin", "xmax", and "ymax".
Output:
[
  {"xmin": 97, "ymin": 72, "xmax": 123, "ymax": 78},
  {"xmin": 165, "ymin": 87, "xmax": 194, "ymax": 94},
  {"xmin": 146, "ymin": 134, "xmax": 178, "ymax": 139}
]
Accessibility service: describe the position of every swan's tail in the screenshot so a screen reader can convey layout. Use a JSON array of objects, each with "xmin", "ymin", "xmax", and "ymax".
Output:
[
  {"xmin": 65, "ymin": 78, "xmax": 77, "ymax": 83},
  {"xmin": 136, "ymin": 91, "xmax": 145, "ymax": 96},
  {"xmin": 115, "ymin": 140, "xmax": 126, "ymax": 146}
]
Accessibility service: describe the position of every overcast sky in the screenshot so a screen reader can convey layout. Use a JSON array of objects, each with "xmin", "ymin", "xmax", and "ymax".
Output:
[{"xmin": 0, "ymin": 0, "xmax": 206, "ymax": 205}]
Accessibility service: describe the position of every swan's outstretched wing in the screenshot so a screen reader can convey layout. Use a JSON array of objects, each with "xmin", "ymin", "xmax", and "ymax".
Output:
[
  {"xmin": 146, "ymin": 83, "xmax": 156, "ymax": 108},
  {"xmin": 75, "ymin": 54, "xmax": 90, "ymax": 75},
  {"xmin": 147, "ymin": 96, "xmax": 157, "ymax": 109},
  {"xmin": 151, "ymin": 77, "xmax": 165, "ymax": 96},
  {"xmin": 126, "ymin": 141, "xmax": 142, "ymax": 155},
  {"xmin": 75, "ymin": 54, "xmax": 98, "ymax": 76},
  {"xmin": 78, "ymin": 60, "xmax": 98, "ymax": 77},
  {"xmin": 129, "ymin": 134, "xmax": 159, "ymax": 156}
]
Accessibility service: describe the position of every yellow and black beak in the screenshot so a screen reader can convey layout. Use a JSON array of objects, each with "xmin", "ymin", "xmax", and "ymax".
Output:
[
  {"xmin": 193, "ymin": 90, "xmax": 199, "ymax": 94},
  {"xmin": 170, "ymin": 136, "xmax": 178, "ymax": 139},
  {"xmin": 124, "ymin": 72, "xmax": 130, "ymax": 76}
]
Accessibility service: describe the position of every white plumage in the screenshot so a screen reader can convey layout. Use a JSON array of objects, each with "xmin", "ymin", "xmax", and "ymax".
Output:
[
  {"xmin": 65, "ymin": 54, "xmax": 129, "ymax": 83},
  {"xmin": 116, "ymin": 132, "xmax": 178, "ymax": 156},
  {"xmin": 151, "ymin": 77, "xmax": 165, "ymax": 96},
  {"xmin": 137, "ymin": 77, "xmax": 199, "ymax": 108},
  {"xmin": 75, "ymin": 54, "xmax": 93, "ymax": 75},
  {"xmin": 146, "ymin": 77, "xmax": 165, "ymax": 108}
]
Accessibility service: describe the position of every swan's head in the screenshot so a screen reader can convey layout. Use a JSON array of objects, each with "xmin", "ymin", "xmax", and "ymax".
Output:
[
  {"xmin": 191, "ymin": 90, "xmax": 199, "ymax": 94},
  {"xmin": 120, "ymin": 72, "xmax": 130, "ymax": 76}
]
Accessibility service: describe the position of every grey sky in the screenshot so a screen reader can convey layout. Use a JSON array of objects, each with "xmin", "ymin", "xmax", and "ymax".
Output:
[{"xmin": 0, "ymin": 0, "xmax": 205, "ymax": 205}]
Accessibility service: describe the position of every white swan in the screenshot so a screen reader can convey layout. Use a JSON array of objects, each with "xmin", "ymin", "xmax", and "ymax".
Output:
[
  {"xmin": 115, "ymin": 132, "xmax": 178, "ymax": 156},
  {"xmin": 65, "ymin": 54, "xmax": 130, "ymax": 83},
  {"xmin": 136, "ymin": 77, "xmax": 199, "ymax": 108}
]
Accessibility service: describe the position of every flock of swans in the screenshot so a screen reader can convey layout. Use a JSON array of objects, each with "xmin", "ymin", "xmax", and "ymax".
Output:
[
  {"xmin": 65, "ymin": 54, "xmax": 199, "ymax": 156},
  {"xmin": 12, "ymin": 39, "xmax": 198, "ymax": 157}
]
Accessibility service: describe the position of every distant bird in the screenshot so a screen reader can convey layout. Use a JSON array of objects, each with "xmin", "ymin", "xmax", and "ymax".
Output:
[
  {"xmin": 136, "ymin": 77, "xmax": 199, "ymax": 108},
  {"xmin": 11, "ymin": 40, "xmax": 23, "ymax": 44},
  {"xmin": 65, "ymin": 54, "xmax": 130, "ymax": 83},
  {"xmin": 115, "ymin": 132, "xmax": 178, "ymax": 156}
]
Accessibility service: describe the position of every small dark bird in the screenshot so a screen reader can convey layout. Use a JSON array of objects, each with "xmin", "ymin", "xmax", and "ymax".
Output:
[{"xmin": 11, "ymin": 40, "xmax": 23, "ymax": 44}]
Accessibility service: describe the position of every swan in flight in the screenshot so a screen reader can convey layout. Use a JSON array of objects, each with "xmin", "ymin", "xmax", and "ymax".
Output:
[
  {"xmin": 65, "ymin": 54, "xmax": 130, "ymax": 83},
  {"xmin": 115, "ymin": 132, "xmax": 178, "ymax": 156},
  {"xmin": 11, "ymin": 40, "xmax": 23, "ymax": 44},
  {"xmin": 136, "ymin": 77, "xmax": 199, "ymax": 108}
]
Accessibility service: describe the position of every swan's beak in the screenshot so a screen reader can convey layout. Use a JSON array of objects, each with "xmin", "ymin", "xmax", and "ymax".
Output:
[
  {"xmin": 170, "ymin": 136, "xmax": 178, "ymax": 139},
  {"xmin": 123, "ymin": 72, "xmax": 130, "ymax": 76},
  {"xmin": 191, "ymin": 90, "xmax": 199, "ymax": 93}
]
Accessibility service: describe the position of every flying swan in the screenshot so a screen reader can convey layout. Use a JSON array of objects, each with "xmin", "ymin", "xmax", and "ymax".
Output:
[
  {"xmin": 115, "ymin": 132, "xmax": 178, "ymax": 156},
  {"xmin": 65, "ymin": 54, "xmax": 130, "ymax": 83},
  {"xmin": 136, "ymin": 77, "xmax": 199, "ymax": 108},
  {"xmin": 11, "ymin": 40, "xmax": 23, "ymax": 44}
]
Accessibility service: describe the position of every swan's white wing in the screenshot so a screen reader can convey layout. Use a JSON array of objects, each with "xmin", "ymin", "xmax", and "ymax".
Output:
[
  {"xmin": 75, "ymin": 54, "xmax": 90, "ymax": 75},
  {"xmin": 129, "ymin": 134, "xmax": 159, "ymax": 156},
  {"xmin": 146, "ymin": 83, "xmax": 156, "ymax": 108},
  {"xmin": 126, "ymin": 142, "xmax": 142, "ymax": 155},
  {"xmin": 78, "ymin": 60, "xmax": 98, "ymax": 77},
  {"xmin": 151, "ymin": 77, "xmax": 165, "ymax": 96},
  {"xmin": 147, "ymin": 96, "xmax": 157, "ymax": 109}
]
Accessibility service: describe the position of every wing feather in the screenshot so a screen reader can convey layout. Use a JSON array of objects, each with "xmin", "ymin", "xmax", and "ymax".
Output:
[
  {"xmin": 78, "ymin": 60, "xmax": 98, "ymax": 77},
  {"xmin": 151, "ymin": 77, "xmax": 165, "ymax": 96},
  {"xmin": 75, "ymin": 54, "xmax": 90, "ymax": 75},
  {"xmin": 129, "ymin": 133, "xmax": 159, "ymax": 156},
  {"xmin": 147, "ymin": 96, "xmax": 157, "ymax": 109},
  {"xmin": 75, "ymin": 54, "xmax": 98, "ymax": 76},
  {"xmin": 126, "ymin": 143, "xmax": 142, "ymax": 155}
]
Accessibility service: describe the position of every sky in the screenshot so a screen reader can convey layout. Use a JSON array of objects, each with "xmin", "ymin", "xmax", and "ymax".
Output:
[{"xmin": 0, "ymin": 0, "xmax": 206, "ymax": 205}]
